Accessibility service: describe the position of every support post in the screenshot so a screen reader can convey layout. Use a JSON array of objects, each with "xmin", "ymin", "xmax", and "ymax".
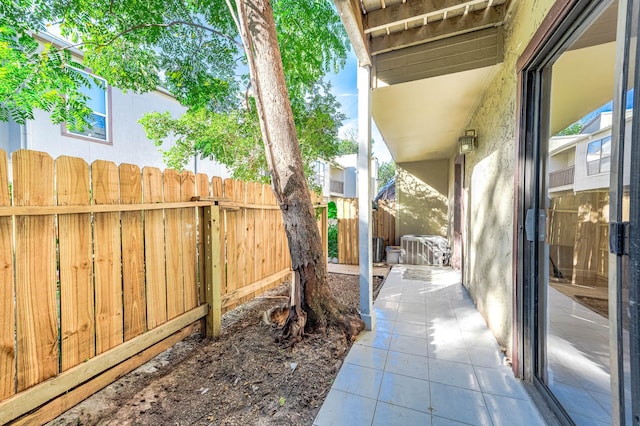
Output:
[
  {"xmin": 204, "ymin": 204, "xmax": 222, "ymax": 337},
  {"xmin": 357, "ymin": 64, "xmax": 375, "ymax": 331}
]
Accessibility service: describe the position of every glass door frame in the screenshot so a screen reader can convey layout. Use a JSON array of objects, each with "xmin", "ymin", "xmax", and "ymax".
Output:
[
  {"xmin": 514, "ymin": 0, "xmax": 639, "ymax": 424},
  {"xmin": 628, "ymin": 0, "xmax": 640, "ymax": 421}
]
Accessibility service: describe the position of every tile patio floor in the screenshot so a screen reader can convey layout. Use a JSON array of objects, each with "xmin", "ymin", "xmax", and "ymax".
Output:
[{"xmin": 315, "ymin": 265, "xmax": 548, "ymax": 426}]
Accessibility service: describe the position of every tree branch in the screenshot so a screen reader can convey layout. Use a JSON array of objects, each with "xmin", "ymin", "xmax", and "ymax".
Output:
[{"xmin": 59, "ymin": 20, "xmax": 243, "ymax": 52}]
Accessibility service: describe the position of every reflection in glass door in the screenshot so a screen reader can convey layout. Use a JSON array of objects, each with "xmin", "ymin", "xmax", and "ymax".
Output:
[{"xmin": 525, "ymin": 1, "xmax": 635, "ymax": 424}]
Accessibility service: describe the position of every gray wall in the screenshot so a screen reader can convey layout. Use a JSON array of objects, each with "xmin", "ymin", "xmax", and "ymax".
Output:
[{"xmin": 454, "ymin": 0, "xmax": 558, "ymax": 354}]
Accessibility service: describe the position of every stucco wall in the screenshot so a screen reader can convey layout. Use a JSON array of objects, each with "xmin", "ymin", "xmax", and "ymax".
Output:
[
  {"xmin": 456, "ymin": 0, "xmax": 557, "ymax": 353},
  {"xmin": 397, "ymin": 160, "xmax": 449, "ymax": 237}
]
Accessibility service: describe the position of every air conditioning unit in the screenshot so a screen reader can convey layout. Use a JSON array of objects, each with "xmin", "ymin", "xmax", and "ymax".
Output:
[{"xmin": 400, "ymin": 235, "xmax": 450, "ymax": 266}]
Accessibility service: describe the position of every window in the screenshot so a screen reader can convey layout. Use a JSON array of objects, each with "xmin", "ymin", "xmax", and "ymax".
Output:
[
  {"xmin": 586, "ymin": 136, "xmax": 611, "ymax": 175},
  {"xmin": 64, "ymin": 68, "xmax": 110, "ymax": 142},
  {"xmin": 314, "ymin": 160, "xmax": 325, "ymax": 188}
]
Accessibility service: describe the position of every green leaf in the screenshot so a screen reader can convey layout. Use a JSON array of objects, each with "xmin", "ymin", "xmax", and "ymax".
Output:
[{"xmin": 2, "ymin": 0, "xmax": 350, "ymax": 184}]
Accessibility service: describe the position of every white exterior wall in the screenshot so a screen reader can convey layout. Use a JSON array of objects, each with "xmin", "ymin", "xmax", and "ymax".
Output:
[
  {"xmin": 344, "ymin": 167, "xmax": 357, "ymax": 198},
  {"xmin": 574, "ymin": 118, "xmax": 633, "ymax": 192},
  {"xmin": 2, "ymin": 88, "xmax": 230, "ymax": 179}
]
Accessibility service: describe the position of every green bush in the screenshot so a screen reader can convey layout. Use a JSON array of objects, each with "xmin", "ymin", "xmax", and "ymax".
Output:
[
  {"xmin": 328, "ymin": 201, "xmax": 337, "ymax": 219},
  {"xmin": 328, "ymin": 223, "xmax": 338, "ymax": 259}
]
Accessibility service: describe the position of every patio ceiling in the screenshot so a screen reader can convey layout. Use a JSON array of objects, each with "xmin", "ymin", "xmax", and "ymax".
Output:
[
  {"xmin": 334, "ymin": 0, "xmax": 512, "ymax": 162},
  {"xmin": 334, "ymin": 0, "xmax": 619, "ymax": 163}
]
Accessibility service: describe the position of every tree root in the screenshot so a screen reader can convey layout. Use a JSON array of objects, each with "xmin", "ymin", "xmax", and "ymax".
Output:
[{"xmin": 262, "ymin": 268, "xmax": 366, "ymax": 345}]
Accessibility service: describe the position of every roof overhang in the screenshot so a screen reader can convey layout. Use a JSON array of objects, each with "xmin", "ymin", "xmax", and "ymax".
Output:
[
  {"xmin": 333, "ymin": 0, "xmax": 511, "ymax": 162},
  {"xmin": 372, "ymin": 64, "xmax": 500, "ymax": 162}
]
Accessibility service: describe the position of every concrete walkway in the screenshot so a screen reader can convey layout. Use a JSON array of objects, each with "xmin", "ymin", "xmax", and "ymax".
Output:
[{"xmin": 315, "ymin": 265, "xmax": 547, "ymax": 426}]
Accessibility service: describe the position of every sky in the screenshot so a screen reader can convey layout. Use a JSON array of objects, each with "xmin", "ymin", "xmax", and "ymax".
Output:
[{"xmin": 326, "ymin": 50, "xmax": 393, "ymax": 164}]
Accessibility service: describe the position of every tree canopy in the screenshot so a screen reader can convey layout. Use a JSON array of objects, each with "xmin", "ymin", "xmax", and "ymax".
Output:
[
  {"xmin": 378, "ymin": 160, "xmax": 395, "ymax": 188},
  {"xmin": 0, "ymin": 0, "xmax": 350, "ymax": 181}
]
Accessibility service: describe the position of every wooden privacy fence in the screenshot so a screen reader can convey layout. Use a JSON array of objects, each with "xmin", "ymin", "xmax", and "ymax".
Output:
[
  {"xmin": 336, "ymin": 198, "xmax": 396, "ymax": 265},
  {"xmin": 0, "ymin": 149, "xmax": 326, "ymax": 425}
]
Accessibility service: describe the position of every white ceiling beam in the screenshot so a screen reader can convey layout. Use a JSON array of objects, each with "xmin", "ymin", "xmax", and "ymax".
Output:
[
  {"xmin": 370, "ymin": 5, "xmax": 505, "ymax": 55},
  {"xmin": 334, "ymin": 0, "xmax": 372, "ymax": 66},
  {"xmin": 364, "ymin": 0, "xmax": 491, "ymax": 34}
]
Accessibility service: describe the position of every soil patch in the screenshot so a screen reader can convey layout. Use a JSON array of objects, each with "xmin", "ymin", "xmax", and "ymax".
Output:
[{"xmin": 49, "ymin": 273, "xmax": 383, "ymax": 426}]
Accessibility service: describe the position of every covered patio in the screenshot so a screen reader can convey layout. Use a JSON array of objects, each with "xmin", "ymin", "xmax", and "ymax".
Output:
[{"xmin": 314, "ymin": 266, "xmax": 546, "ymax": 425}]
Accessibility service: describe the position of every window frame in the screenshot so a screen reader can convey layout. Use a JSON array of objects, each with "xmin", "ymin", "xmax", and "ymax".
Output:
[
  {"xmin": 586, "ymin": 136, "xmax": 612, "ymax": 175},
  {"xmin": 61, "ymin": 67, "xmax": 113, "ymax": 145}
]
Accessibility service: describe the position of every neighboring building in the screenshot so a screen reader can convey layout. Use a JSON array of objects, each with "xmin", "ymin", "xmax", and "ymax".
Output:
[
  {"xmin": 548, "ymin": 110, "xmax": 633, "ymax": 284},
  {"xmin": 0, "ymin": 32, "xmax": 230, "ymax": 179},
  {"xmin": 315, "ymin": 154, "xmax": 378, "ymax": 202}
]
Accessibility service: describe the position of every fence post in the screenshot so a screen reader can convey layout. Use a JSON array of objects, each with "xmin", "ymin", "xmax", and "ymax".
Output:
[{"xmin": 204, "ymin": 203, "xmax": 222, "ymax": 337}]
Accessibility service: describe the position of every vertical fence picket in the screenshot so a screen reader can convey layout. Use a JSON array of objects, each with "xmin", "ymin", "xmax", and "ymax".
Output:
[
  {"xmin": 120, "ymin": 164, "xmax": 146, "ymax": 341},
  {"xmin": 337, "ymin": 199, "xmax": 345, "ymax": 264},
  {"xmin": 224, "ymin": 179, "xmax": 237, "ymax": 305},
  {"xmin": 264, "ymin": 187, "xmax": 273, "ymax": 277},
  {"xmin": 56, "ymin": 156, "xmax": 95, "ymax": 371},
  {"xmin": 164, "ymin": 169, "xmax": 184, "ymax": 319},
  {"xmin": 352, "ymin": 199, "xmax": 360, "ymax": 264},
  {"xmin": 257, "ymin": 184, "xmax": 267, "ymax": 286},
  {"xmin": 244, "ymin": 182, "xmax": 256, "ymax": 304},
  {"xmin": 196, "ymin": 173, "xmax": 210, "ymax": 308},
  {"xmin": 236, "ymin": 181, "xmax": 247, "ymax": 309},
  {"xmin": 181, "ymin": 171, "xmax": 197, "ymax": 311},
  {"xmin": 0, "ymin": 149, "xmax": 15, "ymax": 400},
  {"xmin": 143, "ymin": 167, "xmax": 167, "ymax": 329},
  {"xmin": 91, "ymin": 160, "xmax": 123, "ymax": 354},
  {"xmin": 345, "ymin": 199, "xmax": 351, "ymax": 264},
  {"xmin": 13, "ymin": 150, "xmax": 58, "ymax": 391},
  {"xmin": 272, "ymin": 190, "xmax": 282, "ymax": 273},
  {"xmin": 276, "ymin": 190, "xmax": 288, "ymax": 271},
  {"xmin": 211, "ymin": 177, "xmax": 225, "ymax": 299}
]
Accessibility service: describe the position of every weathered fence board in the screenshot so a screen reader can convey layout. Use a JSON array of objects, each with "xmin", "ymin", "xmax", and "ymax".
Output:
[
  {"xmin": 92, "ymin": 160, "xmax": 124, "ymax": 354},
  {"xmin": 375, "ymin": 200, "xmax": 397, "ymax": 248},
  {"xmin": 337, "ymin": 198, "xmax": 359, "ymax": 265},
  {"xmin": 181, "ymin": 171, "xmax": 198, "ymax": 311},
  {"xmin": 13, "ymin": 150, "xmax": 58, "ymax": 391},
  {"xmin": 56, "ymin": 156, "xmax": 95, "ymax": 371},
  {"xmin": 264, "ymin": 188, "xmax": 273, "ymax": 277},
  {"xmin": 235, "ymin": 181, "xmax": 248, "ymax": 303},
  {"xmin": 245, "ymin": 183, "xmax": 257, "ymax": 303},
  {"xmin": 164, "ymin": 169, "xmax": 184, "ymax": 319},
  {"xmin": 336, "ymin": 198, "xmax": 396, "ymax": 265},
  {"xmin": 211, "ymin": 177, "xmax": 224, "ymax": 305},
  {"xmin": 143, "ymin": 167, "xmax": 168, "ymax": 329},
  {"xmin": 0, "ymin": 148, "xmax": 327, "ymax": 424},
  {"xmin": 224, "ymin": 179, "xmax": 238, "ymax": 298},
  {"xmin": 119, "ymin": 164, "xmax": 146, "ymax": 341},
  {"xmin": 196, "ymin": 173, "xmax": 211, "ymax": 313},
  {"xmin": 0, "ymin": 150, "xmax": 15, "ymax": 400}
]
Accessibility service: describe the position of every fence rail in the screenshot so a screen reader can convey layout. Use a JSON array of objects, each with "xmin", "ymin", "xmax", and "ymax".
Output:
[{"xmin": 0, "ymin": 149, "xmax": 326, "ymax": 425}]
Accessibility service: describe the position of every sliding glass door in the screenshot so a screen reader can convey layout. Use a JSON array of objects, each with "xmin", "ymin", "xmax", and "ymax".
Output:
[{"xmin": 519, "ymin": 0, "xmax": 639, "ymax": 423}]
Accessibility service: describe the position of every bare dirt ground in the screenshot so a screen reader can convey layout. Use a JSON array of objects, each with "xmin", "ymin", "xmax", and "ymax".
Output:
[{"xmin": 49, "ymin": 273, "xmax": 383, "ymax": 426}]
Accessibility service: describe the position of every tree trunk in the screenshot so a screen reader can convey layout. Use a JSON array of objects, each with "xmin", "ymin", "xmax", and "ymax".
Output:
[{"xmin": 235, "ymin": 0, "xmax": 364, "ymax": 340}]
